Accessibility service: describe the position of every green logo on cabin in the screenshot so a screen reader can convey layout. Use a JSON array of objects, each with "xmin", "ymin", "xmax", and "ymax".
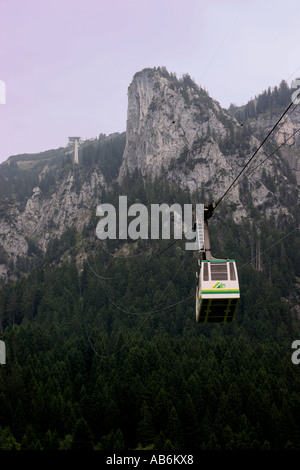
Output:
[{"xmin": 213, "ymin": 282, "xmax": 226, "ymax": 289}]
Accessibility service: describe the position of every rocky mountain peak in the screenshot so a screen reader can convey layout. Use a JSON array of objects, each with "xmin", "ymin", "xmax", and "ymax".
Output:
[{"xmin": 119, "ymin": 67, "xmax": 230, "ymax": 181}]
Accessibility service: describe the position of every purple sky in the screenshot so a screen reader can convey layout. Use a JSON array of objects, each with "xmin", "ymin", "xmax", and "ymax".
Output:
[{"xmin": 0, "ymin": 0, "xmax": 299, "ymax": 163}]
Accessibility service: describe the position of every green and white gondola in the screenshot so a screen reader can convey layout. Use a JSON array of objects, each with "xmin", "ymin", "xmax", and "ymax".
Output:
[{"xmin": 196, "ymin": 259, "xmax": 240, "ymax": 323}]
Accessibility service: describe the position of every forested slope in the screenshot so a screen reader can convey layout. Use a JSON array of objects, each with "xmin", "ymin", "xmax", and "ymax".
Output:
[{"xmin": 0, "ymin": 176, "xmax": 299, "ymax": 451}]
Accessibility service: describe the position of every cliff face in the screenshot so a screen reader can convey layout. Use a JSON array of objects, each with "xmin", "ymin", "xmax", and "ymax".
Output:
[
  {"xmin": 119, "ymin": 67, "xmax": 298, "ymax": 220},
  {"xmin": 0, "ymin": 166, "xmax": 106, "ymax": 281},
  {"xmin": 248, "ymin": 106, "xmax": 300, "ymax": 186},
  {"xmin": 119, "ymin": 68, "xmax": 228, "ymax": 180}
]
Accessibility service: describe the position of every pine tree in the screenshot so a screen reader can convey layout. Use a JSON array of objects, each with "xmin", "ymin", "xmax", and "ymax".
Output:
[
  {"xmin": 137, "ymin": 401, "xmax": 155, "ymax": 447},
  {"xmin": 71, "ymin": 418, "xmax": 93, "ymax": 450}
]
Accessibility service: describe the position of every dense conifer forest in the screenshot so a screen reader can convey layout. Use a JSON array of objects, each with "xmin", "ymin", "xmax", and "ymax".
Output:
[
  {"xmin": 228, "ymin": 80, "xmax": 292, "ymax": 122},
  {"xmin": 0, "ymin": 175, "xmax": 299, "ymax": 451}
]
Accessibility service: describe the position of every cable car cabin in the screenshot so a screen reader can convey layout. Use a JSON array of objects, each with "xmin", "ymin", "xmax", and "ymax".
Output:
[{"xmin": 196, "ymin": 259, "xmax": 240, "ymax": 323}]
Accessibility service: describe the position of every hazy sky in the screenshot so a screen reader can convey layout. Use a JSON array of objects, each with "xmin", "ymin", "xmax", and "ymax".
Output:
[{"xmin": 0, "ymin": 0, "xmax": 299, "ymax": 163}]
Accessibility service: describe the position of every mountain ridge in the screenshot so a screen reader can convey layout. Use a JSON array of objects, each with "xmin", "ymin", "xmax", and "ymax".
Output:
[{"xmin": 0, "ymin": 66, "xmax": 299, "ymax": 282}]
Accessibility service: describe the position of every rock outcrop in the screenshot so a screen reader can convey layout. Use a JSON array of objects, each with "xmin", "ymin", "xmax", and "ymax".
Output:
[
  {"xmin": 119, "ymin": 68, "xmax": 228, "ymax": 180},
  {"xmin": 119, "ymin": 67, "xmax": 297, "ymax": 221},
  {"xmin": 0, "ymin": 167, "xmax": 106, "ymax": 280}
]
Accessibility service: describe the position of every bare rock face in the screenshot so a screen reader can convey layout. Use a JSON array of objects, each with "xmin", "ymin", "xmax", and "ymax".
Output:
[
  {"xmin": 17, "ymin": 169, "xmax": 106, "ymax": 249},
  {"xmin": 0, "ymin": 167, "xmax": 106, "ymax": 280},
  {"xmin": 119, "ymin": 67, "xmax": 297, "ymax": 223},
  {"xmin": 119, "ymin": 68, "xmax": 228, "ymax": 180},
  {"xmin": 248, "ymin": 105, "xmax": 300, "ymax": 186}
]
